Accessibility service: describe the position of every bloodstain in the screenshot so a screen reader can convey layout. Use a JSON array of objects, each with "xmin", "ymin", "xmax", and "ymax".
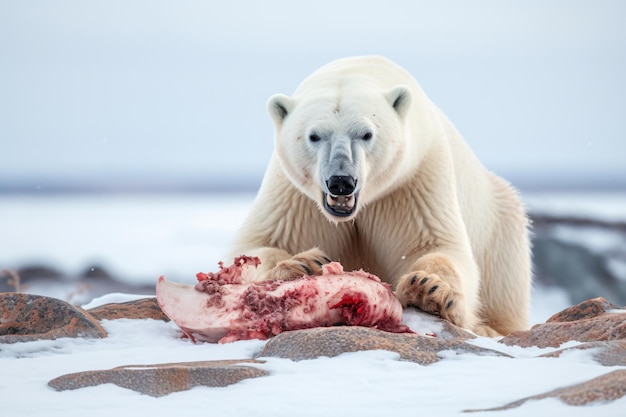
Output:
[
  {"xmin": 230, "ymin": 278, "xmax": 321, "ymax": 339},
  {"xmin": 329, "ymin": 292, "xmax": 370, "ymax": 326}
]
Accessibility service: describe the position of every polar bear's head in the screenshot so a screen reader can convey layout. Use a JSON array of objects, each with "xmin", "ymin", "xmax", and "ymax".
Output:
[{"xmin": 267, "ymin": 83, "xmax": 413, "ymax": 222}]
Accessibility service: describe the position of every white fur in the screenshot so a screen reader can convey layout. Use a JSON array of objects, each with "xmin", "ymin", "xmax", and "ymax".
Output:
[{"xmin": 230, "ymin": 56, "xmax": 531, "ymax": 335}]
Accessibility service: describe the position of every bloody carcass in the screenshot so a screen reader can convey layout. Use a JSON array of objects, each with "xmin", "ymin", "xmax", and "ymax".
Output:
[{"xmin": 156, "ymin": 256, "xmax": 409, "ymax": 343}]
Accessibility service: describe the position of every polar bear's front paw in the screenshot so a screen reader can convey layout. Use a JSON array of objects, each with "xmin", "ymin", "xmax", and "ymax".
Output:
[
  {"xmin": 395, "ymin": 271, "xmax": 466, "ymax": 328},
  {"xmin": 270, "ymin": 248, "xmax": 332, "ymax": 281}
]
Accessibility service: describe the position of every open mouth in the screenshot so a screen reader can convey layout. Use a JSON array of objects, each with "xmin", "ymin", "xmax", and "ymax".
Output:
[{"xmin": 323, "ymin": 192, "xmax": 358, "ymax": 217}]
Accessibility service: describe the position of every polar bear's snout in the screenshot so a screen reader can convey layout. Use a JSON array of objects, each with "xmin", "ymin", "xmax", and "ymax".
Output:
[
  {"xmin": 323, "ymin": 175, "xmax": 359, "ymax": 218},
  {"xmin": 327, "ymin": 175, "xmax": 356, "ymax": 196}
]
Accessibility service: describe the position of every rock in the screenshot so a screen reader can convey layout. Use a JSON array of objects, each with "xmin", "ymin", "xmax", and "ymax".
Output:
[
  {"xmin": 436, "ymin": 318, "xmax": 477, "ymax": 341},
  {"xmin": 529, "ymin": 212, "xmax": 626, "ymax": 307},
  {"xmin": 48, "ymin": 360, "xmax": 268, "ymax": 397},
  {"xmin": 2, "ymin": 264, "xmax": 156, "ymax": 305},
  {"xmin": 0, "ymin": 293, "xmax": 107, "ymax": 343},
  {"xmin": 80, "ymin": 264, "xmax": 114, "ymax": 280},
  {"xmin": 531, "ymin": 234, "xmax": 626, "ymax": 305},
  {"xmin": 79, "ymin": 269, "xmax": 155, "ymax": 296},
  {"xmin": 1, "ymin": 267, "xmax": 62, "ymax": 293},
  {"xmin": 87, "ymin": 297, "xmax": 169, "ymax": 321},
  {"xmin": 16, "ymin": 265, "xmax": 64, "ymax": 281},
  {"xmin": 540, "ymin": 340, "xmax": 626, "ymax": 366},
  {"xmin": 500, "ymin": 297, "xmax": 626, "ymax": 348},
  {"xmin": 464, "ymin": 369, "xmax": 626, "ymax": 412},
  {"xmin": 546, "ymin": 297, "xmax": 619, "ymax": 322},
  {"xmin": 257, "ymin": 326, "xmax": 509, "ymax": 364}
]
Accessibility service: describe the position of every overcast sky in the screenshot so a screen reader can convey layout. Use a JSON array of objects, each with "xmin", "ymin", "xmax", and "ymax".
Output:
[{"xmin": 1, "ymin": 0, "xmax": 624, "ymax": 192}]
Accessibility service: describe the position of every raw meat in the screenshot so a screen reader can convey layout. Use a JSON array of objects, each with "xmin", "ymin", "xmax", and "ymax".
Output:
[{"xmin": 156, "ymin": 256, "xmax": 410, "ymax": 343}]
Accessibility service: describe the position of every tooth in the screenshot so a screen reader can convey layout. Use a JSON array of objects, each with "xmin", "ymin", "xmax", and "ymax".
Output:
[
  {"xmin": 347, "ymin": 194, "xmax": 355, "ymax": 209},
  {"xmin": 326, "ymin": 193, "xmax": 336, "ymax": 207}
]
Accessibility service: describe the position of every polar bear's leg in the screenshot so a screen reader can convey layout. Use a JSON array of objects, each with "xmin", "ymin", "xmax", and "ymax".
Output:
[
  {"xmin": 394, "ymin": 252, "xmax": 481, "ymax": 332},
  {"xmin": 478, "ymin": 183, "xmax": 531, "ymax": 335}
]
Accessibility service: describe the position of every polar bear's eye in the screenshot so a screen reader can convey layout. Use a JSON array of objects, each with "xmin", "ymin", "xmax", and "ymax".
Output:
[
  {"xmin": 362, "ymin": 132, "xmax": 373, "ymax": 141},
  {"xmin": 309, "ymin": 133, "xmax": 321, "ymax": 143}
]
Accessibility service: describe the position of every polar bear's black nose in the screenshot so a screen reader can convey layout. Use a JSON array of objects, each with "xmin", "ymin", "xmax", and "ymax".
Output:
[{"xmin": 326, "ymin": 176, "xmax": 356, "ymax": 196}]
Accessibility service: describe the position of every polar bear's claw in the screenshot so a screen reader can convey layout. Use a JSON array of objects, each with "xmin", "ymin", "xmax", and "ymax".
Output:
[
  {"xmin": 270, "ymin": 248, "xmax": 333, "ymax": 281},
  {"xmin": 396, "ymin": 270, "xmax": 466, "ymax": 329}
]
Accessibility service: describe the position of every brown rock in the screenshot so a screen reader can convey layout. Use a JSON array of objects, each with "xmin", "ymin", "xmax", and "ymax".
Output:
[
  {"xmin": 547, "ymin": 297, "xmax": 619, "ymax": 323},
  {"xmin": 500, "ymin": 298, "xmax": 626, "ymax": 348},
  {"xmin": 48, "ymin": 359, "xmax": 267, "ymax": 397},
  {"xmin": 257, "ymin": 326, "xmax": 508, "ymax": 364},
  {"xmin": 464, "ymin": 370, "xmax": 626, "ymax": 412},
  {"xmin": 436, "ymin": 318, "xmax": 477, "ymax": 341},
  {"xmin": 87, "ymin": 297, "xmax": 169, "ymax": 321},
  {"xmin": 541, "ymin": 340, "xmax": 626, "ymax": 366},
  {"xmin": 0, "ymin": 293, "xmax": 107, "ymax": 343}
]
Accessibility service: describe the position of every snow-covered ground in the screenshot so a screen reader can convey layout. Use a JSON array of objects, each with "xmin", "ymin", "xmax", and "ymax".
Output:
[
  {"xmin": 1, "ymin": 292, "xmax": 623, "ymax": 417},
  {"xmin": 523, "ymin": 192, "xmax": 626, "ymax": 222},
  {"xmin": 1, "ymin": 194, "xmax": 253, "ymax": 286},
  {"xmin": 1, "ymin": 193, "xmax": 625, "ymax": 416}
]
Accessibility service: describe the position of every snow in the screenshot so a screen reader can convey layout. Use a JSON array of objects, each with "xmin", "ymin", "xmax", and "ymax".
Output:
[
  {"xmin": 0, "ymin": 194, "xmax": 254, "ymax": 285},
  {"xmin": 81, "ymin": 292, "xmax": 156, "ymax": 310},
  {"xmin": 544, "ymin": 224, "xmax": 626, "ymax": 258},
  {"xmin": 2, "ymin": 303, "xmax": 624, "ymax": 416},
  {"xmin": 2, "ymin": 193, "xmax": 626, "ymax": 416},
  {"xmin": 523, "ymin": 192, "xmax": 626, "ymax": 223}
]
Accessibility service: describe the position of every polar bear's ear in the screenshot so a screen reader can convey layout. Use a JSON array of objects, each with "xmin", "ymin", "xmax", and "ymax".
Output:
[
  {"xmin": 386, "ymin": 85, "xmax": 412, "ymax": 118},
  {"xmin": 267, "ymin": 94, "xmax": 294, "ymax": 125}
]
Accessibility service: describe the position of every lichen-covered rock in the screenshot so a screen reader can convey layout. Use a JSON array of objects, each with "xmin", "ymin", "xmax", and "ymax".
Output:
[
  {"xmin": 500, "ymin": 297, "xmax": 626, "ymax": 348},
  {"xmin": 257, "ymin": 326, "xmax": 508, "ymax": 364},
  {"xmin": 464, "ymin": 370, "xmax": 626, "ymax": 412},
  {"xmin": 0, "ymin": 293, "xmax": 107, "ymax": 343},
  {"xmin": 87, "ymin": 297, "xmax": 169, "ymax": 321},
  {"xmin": 48, "ymin": 360, "xmax": 267, "ymax": 397},
  {"xmin": 546, "ymin": 297, "xmax": 620, "ymax": 322}
]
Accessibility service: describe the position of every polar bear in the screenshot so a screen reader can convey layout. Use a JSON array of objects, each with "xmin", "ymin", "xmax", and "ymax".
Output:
[{"xmin": 230, "ymin": 56, "xmax": 531, "ymax": 336}]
